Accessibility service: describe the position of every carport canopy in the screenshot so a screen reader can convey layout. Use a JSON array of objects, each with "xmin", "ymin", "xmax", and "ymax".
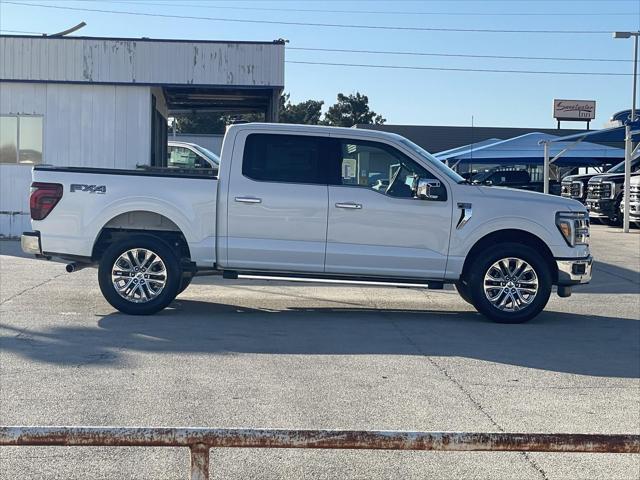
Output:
[
  {"xmin": 437, "ymin": 132, "xmax": 624, "ymax": 167},
  {"xmin": 434, "ymin": 138, "xmax": 502, "ymax": 160},
  {"xmin": 541, "ymin": 121, "xmax": 640, "ymax": 233}
]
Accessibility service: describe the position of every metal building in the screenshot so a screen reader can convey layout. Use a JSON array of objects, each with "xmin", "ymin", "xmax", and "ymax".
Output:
[{"xmin": 0, "ymin": 35, "xmax": 285, "ymax": 237}]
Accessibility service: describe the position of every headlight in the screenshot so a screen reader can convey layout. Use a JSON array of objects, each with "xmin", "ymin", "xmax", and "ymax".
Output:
[
  {"xmin": 556, "ymin": 211, "xmax": 590, "ymax": 247},
  {"xmin": 604, "ymin": 181, "xmax": 616, "ymax": 199},
  {"xmin": 571, "ymin": 181, "xmax": 584, "ymax": 199}
]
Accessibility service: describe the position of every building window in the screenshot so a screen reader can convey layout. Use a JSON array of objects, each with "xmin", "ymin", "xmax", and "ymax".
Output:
[{"xmin": 0, "ymin": 115, "xmax": 43, "ymax": 165}]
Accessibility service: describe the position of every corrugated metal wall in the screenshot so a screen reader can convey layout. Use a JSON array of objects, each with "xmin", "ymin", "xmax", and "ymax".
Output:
[
  {"xmin": 0, "ymin": 37, "xmax": 285, "ymax": 87},
  {"xmin": 0, "ymin": 82, "xmax": 152, "ymax": 237}
]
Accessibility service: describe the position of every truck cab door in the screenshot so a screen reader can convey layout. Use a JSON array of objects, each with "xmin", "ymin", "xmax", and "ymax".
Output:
[
  {"xmin": 224, "ymin": 131, "xmax": 332, "ymax": 273},
  {"xmin": 325, "ymin": 138, "xmax": 452, "ymax": 279}
]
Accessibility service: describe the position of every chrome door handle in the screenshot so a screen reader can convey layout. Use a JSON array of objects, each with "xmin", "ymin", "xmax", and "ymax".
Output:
[
  {"xmin": 335, "ymin": 202, "xmax": 362, "ymax": 209},
  {"xmin": 235, "ymin": 196, "xmax": 262, "ymax": 204}
]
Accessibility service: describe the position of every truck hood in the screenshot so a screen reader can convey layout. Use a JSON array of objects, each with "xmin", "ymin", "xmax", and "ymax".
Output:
[
  {"xmin": 589, "ymin": 172, "xmax": 640, "ymax": 184},
  {"xmin": 562, "ymin": 173, "xmax": 597, "ymax": 183},
  {"xmin": 473, "ymin": 185, "xmax": 585, "ymax": 212}
]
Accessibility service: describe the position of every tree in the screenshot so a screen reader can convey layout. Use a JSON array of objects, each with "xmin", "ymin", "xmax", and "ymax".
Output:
[
  {"xmin": 322, "ymin": 92, "xmax": 386, "ymax": 127},
  {"xmin": 172, "ymin": 92, "xmax": 385, "ymax": 133},
  {"xmin": 279, "ymin": 93, "xmax": 324, "ymax": 124},
  {"xmin": 173, "ymin": 112, "xmax": 228, "ymax": 135}
]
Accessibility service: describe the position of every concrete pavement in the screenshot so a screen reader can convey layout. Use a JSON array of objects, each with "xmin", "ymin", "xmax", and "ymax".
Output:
[{"xmin": 1, "ymin": 224, "xmax": 638, "ymax": 479}]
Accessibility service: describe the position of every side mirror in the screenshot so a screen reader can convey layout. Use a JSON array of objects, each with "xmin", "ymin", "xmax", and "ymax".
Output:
[{"xmin": 414, "ymin": 177, "xmax": 443, "ymax": 200}]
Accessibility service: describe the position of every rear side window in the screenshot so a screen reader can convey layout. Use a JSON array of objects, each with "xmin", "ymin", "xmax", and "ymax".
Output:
[{"xmin": 242, "ymin": 134, "xmax": 334, "ymax": 184}]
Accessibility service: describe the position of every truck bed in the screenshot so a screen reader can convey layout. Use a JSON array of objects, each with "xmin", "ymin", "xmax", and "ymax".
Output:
[{"xmin": 31, "ymin": 165, "xmax": 218, "ymax": 266}]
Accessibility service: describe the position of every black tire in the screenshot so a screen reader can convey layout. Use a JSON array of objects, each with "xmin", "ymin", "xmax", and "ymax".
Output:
[
  {"xmin": 466, "ymin": 242, "xmax": 552, "ymax": 324},
  {"xmin": 454, "ymin": 280, "xmax": 473, "ymax": 305},
  {"xmin": 178, "ymin": 275, "xmax": 193, "ymax": 295},
  {"xmin": 98, "ymin": 235, "xmax": 181, "ymax": 315},
  {"xmin": 605, "ymin": 199, "xmax": 622, "ymax": 226}
]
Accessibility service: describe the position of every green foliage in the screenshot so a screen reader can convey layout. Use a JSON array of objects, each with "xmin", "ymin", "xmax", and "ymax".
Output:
[
  {"xmin": 174, "ymin": 112, "xmax": 227, "ymax": 135},
  {"xmin": 173, "ymin": 92, "xmax": 384, "ymax": 133},
  {"xmin": 174, "ymin": 112, "xmax": 265, "ymax": 134},
  {"xmin": 322, "ymin": 92, "xmax": 386, "ymax": 127},
  {"xmin": 279, "ymin": 93, "xmax": 324, "ymax": 124}
]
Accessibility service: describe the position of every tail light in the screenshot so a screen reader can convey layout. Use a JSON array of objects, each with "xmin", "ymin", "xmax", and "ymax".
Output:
[{"xmin": 30, "ymin": 182, "xmax": 63, "ymax": 220}]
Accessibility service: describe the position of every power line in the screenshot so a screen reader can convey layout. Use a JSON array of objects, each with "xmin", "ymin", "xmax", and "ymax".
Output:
[
  {"xmin": 1, "ymin": 30, "xmax": 628, "ymax": 64},
  {"xmin": 0, "ymin": 31, "xmax": 628, "ymax": 65},
  {"xmin": 3, "ymin": 2, "xmax": 615, "ymax": 35},
  {"xmin": 95, "ymin": 0, "xmax": 640, "ymax": 3},
  {"xmin": 289, "ymin": 47, "xmax": 630, "ymax": 63},
  {"xmin": 99, "ymin": 0, "xmax": 636, "ymax": 16},
  {"xmin": 286, "ymin": 60, "xmax": 631, "ymax": 76}
]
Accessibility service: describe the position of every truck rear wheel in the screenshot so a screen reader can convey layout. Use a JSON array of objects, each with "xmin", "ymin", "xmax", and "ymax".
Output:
[
  {"xmin": 466, "ymin": 243, "xmax": 552, "ymax": 324},
  {"xmin": 98, "ymin": 235, "xmax": 181, "ymax": 315}
]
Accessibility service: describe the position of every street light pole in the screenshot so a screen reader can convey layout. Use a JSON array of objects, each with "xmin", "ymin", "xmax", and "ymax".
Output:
[
  {"xmin": 613, "ymin": 31, "xmax": 639, "ymax": 233},
  {"xmin": 633, "ymin": 34, "xmax": 638, "ymax": 122}
]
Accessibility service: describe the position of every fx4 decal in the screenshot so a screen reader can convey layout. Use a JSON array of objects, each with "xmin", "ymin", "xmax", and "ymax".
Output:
[{"xmin": 70, "ymin": 184, "xmax": 107, "ymax": 194}]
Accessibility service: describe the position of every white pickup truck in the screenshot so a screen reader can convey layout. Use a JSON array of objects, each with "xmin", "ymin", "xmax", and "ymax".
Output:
[{"xmin": 22, "ymin": 123, "xmax": 592, "ymax": 323}]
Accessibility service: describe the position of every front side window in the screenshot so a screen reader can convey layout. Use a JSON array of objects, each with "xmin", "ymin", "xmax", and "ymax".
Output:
[
  {"xmin": 336, "ymin": 139, "xmax": 438, "ymax": 199},
  {"xmin": 242, "ymin": 133, "xmax": 332, "ymax": 184},
  {"xmin": 0, "ymin": 115, "xmax": 43, "ymax": 164}
]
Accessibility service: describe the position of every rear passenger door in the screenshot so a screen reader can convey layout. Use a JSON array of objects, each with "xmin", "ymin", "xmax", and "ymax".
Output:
[{"xmin": 225, "ymin": 132, "xmax": 334, "ymax": 273}]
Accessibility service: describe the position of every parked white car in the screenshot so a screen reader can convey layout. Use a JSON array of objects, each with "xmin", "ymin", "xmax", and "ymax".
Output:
[
  {"xmin": 22, "ymin": 123, "xmax": 592, "ymax": 323},
  {"xmin": 167, "ymin": 141, "xmax": 219, "ymax": 169}
]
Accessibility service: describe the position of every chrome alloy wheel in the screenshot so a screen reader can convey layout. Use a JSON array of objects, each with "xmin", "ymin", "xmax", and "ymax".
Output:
[
  {"xmin": 111, "ymin": 248, "xmax": 167, "ymax": 303},
  {"xmin": 483, "ymin": 257, "xmax": 538, "ymax": 312}
]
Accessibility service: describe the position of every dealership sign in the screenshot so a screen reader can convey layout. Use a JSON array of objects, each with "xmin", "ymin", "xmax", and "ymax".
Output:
[{"xmin": 553, "ymin": 99, "xmax": 596, "ymax": 121}]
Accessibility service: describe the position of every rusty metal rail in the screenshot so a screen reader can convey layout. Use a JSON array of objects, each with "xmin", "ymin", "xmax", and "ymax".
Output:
[{"xmin": 2, "ymin": 426, "xmax": 639, "ymax": 480}]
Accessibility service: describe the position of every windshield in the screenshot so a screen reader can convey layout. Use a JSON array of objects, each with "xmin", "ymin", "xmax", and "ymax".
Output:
[
  {"xmin": 607, "ymin": 157, "xmax": 640, "ymax": 174},
  {"xmin": 191, "ymin": 144, "xmax": 220, "ymax": 166},
  {"xmin": 397, "ymin": 138, "xmax": 465, "ymax": 183}
]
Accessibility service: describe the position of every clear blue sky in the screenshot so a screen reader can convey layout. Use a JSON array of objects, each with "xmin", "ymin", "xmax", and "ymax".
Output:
[{"xmin": 1, "ymin": 0, "xmax": 639, "ymax": 128}]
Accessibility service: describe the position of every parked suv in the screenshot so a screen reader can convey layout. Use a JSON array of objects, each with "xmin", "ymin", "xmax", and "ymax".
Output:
[
  {"xmin": 587, "ymin": 167, "xmax": 640, "ymax": 225},
  {"xmin": 562, "ymin": 157, "xmax": 640, "ymax": 205}
]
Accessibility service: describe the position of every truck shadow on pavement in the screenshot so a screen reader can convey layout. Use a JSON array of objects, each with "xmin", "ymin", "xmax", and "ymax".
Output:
[
  {"xmin": 583, "ymin": 261, "xmax": 640, "ymax": 294},
  {"xmin": 1, "ymin": 300, "xmax": 638, "ymax": 378}
]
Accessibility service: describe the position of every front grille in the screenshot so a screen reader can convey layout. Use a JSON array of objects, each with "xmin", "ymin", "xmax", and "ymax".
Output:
[
  {"xmin": 587, "ymin": 183, "xmax": 611, "ymax": 200},
  {"xmin": 630, "ymin": 185, "xmax": 640, "ymax": 202},
  {"xmin": 561, "ymin": 181, "xmax": 583, "ymax": 199}
]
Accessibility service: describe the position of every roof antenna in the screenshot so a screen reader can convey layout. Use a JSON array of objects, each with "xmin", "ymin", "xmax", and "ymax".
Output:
[{"xmin": 46, "ymin": 22, "xmax": 86, "ymax": 37}]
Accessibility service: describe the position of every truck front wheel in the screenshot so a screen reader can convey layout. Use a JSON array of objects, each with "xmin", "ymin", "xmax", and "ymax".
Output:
[
  {"xmin": 98, "ymin": 235, "xmax": 181, "ymax": 315},
  {"xmin": 466, "ymin": 243, "xmax": 552, "ymax": 324},
  {"xmin": 454, "ymin": 280, "xmax": 473, "ymax": 305}
]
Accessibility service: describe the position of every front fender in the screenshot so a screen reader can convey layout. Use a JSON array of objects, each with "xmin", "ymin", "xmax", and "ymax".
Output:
[{"xmin": 451, "ymin": 216, "xmax": 560, "ymax": 257}]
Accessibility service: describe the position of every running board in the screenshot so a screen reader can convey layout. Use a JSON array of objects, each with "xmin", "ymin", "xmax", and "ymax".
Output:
[{"xmin": 222, "ymin": 270, "xmax": 445, "ymax": 289}]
